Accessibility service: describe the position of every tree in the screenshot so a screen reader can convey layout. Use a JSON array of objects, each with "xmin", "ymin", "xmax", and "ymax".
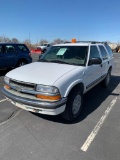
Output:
[
  {"xmin": 39, "ymin": 39, "xmax": 48, "ymax": 45},
  {"xmin": 0, "ymin": 35, "xmax": 11, "ymax": 42},
  {"xmin": 23, "ymin": 39, "xmax": 32, "ymax": 49},
  {"xmin": 12, "ymin": 38, "xmax": 19, "ymax": 43},
  {"xmin": 53, "ymin": 38, "xmax": 65, "ymax": 44}
]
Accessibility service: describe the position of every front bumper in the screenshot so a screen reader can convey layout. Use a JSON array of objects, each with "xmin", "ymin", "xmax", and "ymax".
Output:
[{"xmin": 1, "ymin": 87, "xmax": 67, "ymax": 115}]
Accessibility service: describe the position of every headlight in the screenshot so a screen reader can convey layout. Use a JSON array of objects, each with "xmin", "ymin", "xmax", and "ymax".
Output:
[
  {"xmin": 36, "ymin": 85, "xmax": 59, "ymax": 94},
  {"xmin": 4, "ymin": 76, "xmax": 10, "ymax": 85},
  {"xmin": 36, "ymin": 85, "xmax": 61, "ymax": 100}
]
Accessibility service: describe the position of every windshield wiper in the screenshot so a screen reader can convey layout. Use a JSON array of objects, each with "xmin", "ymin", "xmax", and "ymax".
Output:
[
  {"xmin": 38, "ymin": 59, "xmax": 50, "ymax": 62},
  {"xmin": 50, "ymin": 60, "xmax": 70, "ymax": 64},
  {"xmin": 39, "ymin": 59, "xmax": 82, "ymax": 66},
  {"xmin": 50, "ymin": 60, "xmax": 82, "ymax": 66}
]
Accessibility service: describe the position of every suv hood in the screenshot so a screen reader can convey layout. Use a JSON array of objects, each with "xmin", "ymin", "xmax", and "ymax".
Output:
[{"xmin": 6, "ymin": 62, "xmax": 80, "ymax": 85}]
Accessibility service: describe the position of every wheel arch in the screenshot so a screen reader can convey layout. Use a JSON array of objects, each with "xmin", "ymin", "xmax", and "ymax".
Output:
[
  {"xmin": 64, "ymin": 81, "xmax": 84, "ymax": 97},
  {"xmin": 109, "ymin": 65, "xmax": 112, "ymax": 72},
  {"xmin": 16, "ymin": 58, "xmax": 28, "ymax": 66}
]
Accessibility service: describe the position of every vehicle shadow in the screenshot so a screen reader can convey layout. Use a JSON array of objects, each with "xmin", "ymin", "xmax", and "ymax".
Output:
[{"xmin": 33, "ymin": 75, "xmax": 120, "ymax": 124}]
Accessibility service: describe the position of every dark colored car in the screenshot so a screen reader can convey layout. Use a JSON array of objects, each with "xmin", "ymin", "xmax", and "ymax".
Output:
[{"xmin": 0, "ymin": 43, "xmax": 32, "ymax": 69}]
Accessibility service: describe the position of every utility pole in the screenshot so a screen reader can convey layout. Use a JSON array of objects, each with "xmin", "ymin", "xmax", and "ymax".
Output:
[{"xmin": 29, "ymin": 32, "xmax": 30, "ymax": 41}]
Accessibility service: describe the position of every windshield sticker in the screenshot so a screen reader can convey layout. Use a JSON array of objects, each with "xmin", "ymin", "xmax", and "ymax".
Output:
[{"xmin": 56, "ymin": 48, "xmax": 67, "ymax": 55}]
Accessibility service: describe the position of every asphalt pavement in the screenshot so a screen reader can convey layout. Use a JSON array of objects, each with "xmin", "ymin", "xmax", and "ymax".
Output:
[
  {"xmin": 0, "ymin": 53, "xmax": 39, "ymax": 123},
  {"xmin": 0, "ymin": 53, "xmax": 120, "ymax": 160}
]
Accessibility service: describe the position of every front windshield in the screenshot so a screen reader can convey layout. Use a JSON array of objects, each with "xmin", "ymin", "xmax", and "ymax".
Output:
[{"xmin": 39, "ymin": 46, "xmax": 88, "ymax": 66}]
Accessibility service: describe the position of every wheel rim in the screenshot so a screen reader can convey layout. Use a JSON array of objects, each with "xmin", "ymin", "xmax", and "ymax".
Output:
[
  {"xmin": 72, "ymin": 94, "xmax": 81, "ymax": 115},
  {"xmin": 19, "ymin": 62, "xmax": 26, "ymax": 67}
]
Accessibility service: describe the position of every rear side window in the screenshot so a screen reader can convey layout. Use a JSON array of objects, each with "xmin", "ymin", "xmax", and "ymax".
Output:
[
  {"xmin": 104, "ymin": 44, "xmax": 113, "ymax": 58},
  {"xmin": 99, "ymin": 45, "xmax": 108, "ymax": 60},
  {"xmin": 17, "ymin": 44, "xmax": 29, "ymax": 52}
]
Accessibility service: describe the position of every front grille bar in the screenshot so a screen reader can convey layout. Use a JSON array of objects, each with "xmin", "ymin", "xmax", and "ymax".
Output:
[{"xmin": 10, "ymin": 79, "xmax": 35, "ymax": 91}]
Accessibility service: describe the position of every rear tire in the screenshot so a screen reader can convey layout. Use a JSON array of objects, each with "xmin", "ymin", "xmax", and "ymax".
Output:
[
  {"xmin": 101, "ymin": 69, "xmax": 111, "ymax": 87},
  {"xmin": 16, "ymin": 60, "xmax": 27, "ymax": 67},
  {"xmin": 62, "ymin": 88, "xmax": 83, "ymax": 121}
]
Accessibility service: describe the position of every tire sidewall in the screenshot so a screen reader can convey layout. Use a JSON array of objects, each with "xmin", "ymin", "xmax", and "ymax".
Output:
[
  {"xmin": 17, "ymin": 60, "xmax": 27, "ymax": 67},
  {"xmin": 104, "ymin": 70, "xmax": 111, "ymax": 87},
  {"xmin": 66, "ymin": 89, "xmax": 83, "ymax": 121},
  {"xmin": 101, "ymin": 69, "xmax": 111, "ymax": 87}
]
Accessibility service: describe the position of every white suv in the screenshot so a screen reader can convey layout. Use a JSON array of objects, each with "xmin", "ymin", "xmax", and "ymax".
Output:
[
  {"xmin": 1, "ymin": 41, "xmax": 114, "ymax": 121},
  {"xmin": 37, "ymin": 43, "xmax": 51, "ymax": 52}
]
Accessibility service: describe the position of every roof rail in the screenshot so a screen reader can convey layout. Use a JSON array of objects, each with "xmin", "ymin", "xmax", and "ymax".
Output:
[
  {"xmin": 64, "ymin": 40, "xmax": 108, "ymax": 44},
  {"xmin": 76, "ymin": 41, "xmax": 108, "ymax": 44}
]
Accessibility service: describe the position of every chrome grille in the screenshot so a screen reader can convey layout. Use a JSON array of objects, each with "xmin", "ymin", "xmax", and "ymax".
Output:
[{"xmin": 10, "ymin": 80, "xmax": 35, "ymax": 91}]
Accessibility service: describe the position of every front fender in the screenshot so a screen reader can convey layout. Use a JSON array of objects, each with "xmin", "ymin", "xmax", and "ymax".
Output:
[{"xmin": 64, "ymin": 79, "xmax": 84, "ymax": 97}]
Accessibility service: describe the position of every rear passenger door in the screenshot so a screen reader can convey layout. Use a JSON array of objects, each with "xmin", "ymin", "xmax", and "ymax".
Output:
[
  {"xmin": 98, "ymin": 45, "xmax": 109, "ymax": 76},
  {"xmin": 0, "ymin": 45, "xmax": 6, "ymax": 68},
  {"xmin": 4, "ymin": 44, "xmax": 17, "ymax": 67}
]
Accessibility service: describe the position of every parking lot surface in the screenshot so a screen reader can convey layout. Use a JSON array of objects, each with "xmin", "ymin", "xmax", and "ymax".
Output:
[{"xmin": 0, "ymin": 53, "xmax": 120, "ymax": 160}]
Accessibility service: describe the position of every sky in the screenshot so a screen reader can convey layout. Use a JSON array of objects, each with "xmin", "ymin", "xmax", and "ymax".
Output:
[{"xmin": 0, "ymin": 0, "xmax": 120, "ymax": 44}]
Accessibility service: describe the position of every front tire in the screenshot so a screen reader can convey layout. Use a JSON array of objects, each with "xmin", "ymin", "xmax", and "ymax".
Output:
[{"xmin": 62, "ymin": 88, "xmax": 83, "ymax": 121}]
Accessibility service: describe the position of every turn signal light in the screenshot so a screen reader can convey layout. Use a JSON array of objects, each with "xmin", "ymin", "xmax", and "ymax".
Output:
[
  {"xmin": 4, "ymin": 84, "xmax": 10, "ymax": 89},
  {"xmin": 36, "ymin": 94, "xmax": 61, "ymax": 101}
]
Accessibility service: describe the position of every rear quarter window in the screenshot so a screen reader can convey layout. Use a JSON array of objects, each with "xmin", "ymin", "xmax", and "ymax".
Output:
[
  {"xmin": 17, "ymin": 44, "xmax": 29, "ymax": 53},
  {"xmin": 98, "ymin": 45, "xmax": 108, "ymax": 60},
  {"xmin": 104, "ymin": 44, "xmax": 113, "ymax": 58}
]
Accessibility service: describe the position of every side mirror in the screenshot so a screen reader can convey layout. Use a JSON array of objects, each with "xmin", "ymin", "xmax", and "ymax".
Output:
[{"xmin": 88, "ymin": 57, "xmax": 102, "ymax": 65}]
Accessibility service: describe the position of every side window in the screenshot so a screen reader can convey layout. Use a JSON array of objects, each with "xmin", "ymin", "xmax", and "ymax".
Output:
[
  {"xmin": 5, "ymin": 45, "xmax": 16, "ymax": 53},
  {"xmin": 47, "ymin": 44, "xmax": 50, "ymax": 47},
  {"xmin": 104, "ymin": 44, "xmax": 113, "ymax": 58},
  {"xmin": 99, "ymin": 45, "xmax": 108, "ymax": 60},
  {"xmin": 89, "ymin": 46, "xmax": 100, "ymax": 59},
  {"xmin": 17, "ymin": 45, "xmax": 29, "ymax": 52}
]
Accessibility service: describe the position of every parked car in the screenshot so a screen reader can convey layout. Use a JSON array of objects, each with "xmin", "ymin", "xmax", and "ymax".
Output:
[
  {"xmin": 0, "ymin": 43, "xmax": 32, "ymax": 69},
  {"xmin": 37, "ymin": 43, "xmax": 51, "ymax": 52},
  {"xmin": 1, "ymin": 40, "xmax": 114, "ymax": 121}
]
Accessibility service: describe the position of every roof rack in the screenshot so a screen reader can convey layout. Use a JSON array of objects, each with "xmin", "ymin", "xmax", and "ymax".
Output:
[
  {"xmin": 76, "ymin": 41, "xmax": 108, "ymax": 44},
  {"xmin": 64, "ymin": 40, "xmax": 108, "ymax": 44}
]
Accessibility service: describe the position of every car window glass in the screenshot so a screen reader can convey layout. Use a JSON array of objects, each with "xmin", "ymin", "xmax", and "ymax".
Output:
[
  {"xmin": 42, "ymin": 46, "xmax": 88, "ymax": 66},
  {"xmin": 99, "ymin": 45, "xmax": 108, "ymax": 60},
  {"xmin": 5, "ymin": 45, "xmax": 16, "ymax": 53},
  {"xmin": 89, "ymin": 46, "xmax": 100, "ymax": 59},
  {"xmin": 105, "ymin": 44, "xmax": 113, "ymax": 57},
  {"xmin": 17, "ymin": 45, "xmax": 29, "ymax": 52}
]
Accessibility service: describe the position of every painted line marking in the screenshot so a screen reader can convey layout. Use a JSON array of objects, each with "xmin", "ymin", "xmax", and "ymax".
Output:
[
  {"xmin": 0, "ymin": 109, "xmax": 22, "ymax": 127},
  {"xmin": 81, "ymin": 97, "xmax": 118, "ymax": 152},
  {"xmin": 0, "ymin": 99, "xmax": 7, "ymax": 103}
]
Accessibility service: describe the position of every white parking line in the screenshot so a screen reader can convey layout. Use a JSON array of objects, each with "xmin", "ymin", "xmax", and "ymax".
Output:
[
  {"xmin": 81, "ymin": 97, "xmax": 118, "ymax": 152},
  {"xmin": 0, "ymin": 99, "xmax": 7, "ymax": 103}
]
